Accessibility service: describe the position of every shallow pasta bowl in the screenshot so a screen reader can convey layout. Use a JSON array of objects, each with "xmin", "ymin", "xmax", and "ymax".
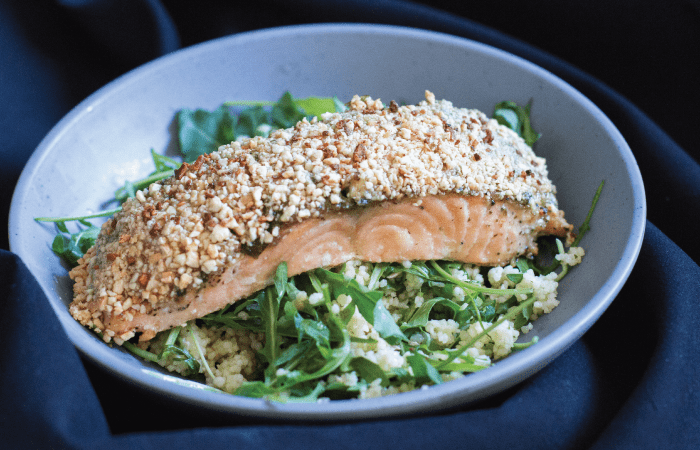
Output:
[{"xmin": 9, "ymin": 23, "xmax": 645, "ymax": 421}]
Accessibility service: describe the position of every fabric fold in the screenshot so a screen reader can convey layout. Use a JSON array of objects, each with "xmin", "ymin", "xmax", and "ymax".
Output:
[{"xmin": 57, "ymin": 0, "xmax": 180, "ymax": 66}]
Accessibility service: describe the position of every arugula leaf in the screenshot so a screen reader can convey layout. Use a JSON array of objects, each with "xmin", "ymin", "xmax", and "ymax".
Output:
[
  {"xmin": 49, "ymin": 220, "xmax": 101, "ymax": 267},
  {"xmin": 236, "ymin": 105, "xmax": 269, "ymax": 138},
  {"xmin": 200, "ymin": 294, "xmax": 266, "ymax": 333},
  {"xmin": 349, "ymin": 357, "xmax": 388, "ymax": 385},
  {"xmin": 513, "ymin": 301, "xmax": 534, "ymax": 330},
  {"xmin": 177, "ymin": 104, "xmax": 237, "ymax": 163},
  {"xmin": 122, "ymin": 326, "xmax": 201, "ymax": 377},
  {"xmin": 478, "ymin": 303, "xmax": 497, "ymax": 323},
  {"xmin": 294, "ymin": 313, "xmax": 331, "ymax": 351},
  {"xmin": 281, "ymin": 382, "xmax": 327, "ymax": 403},
  {"xmin": 233, "ymin": 381, "xmax": 278, "ymax": 398},
  {"xmin": 367, "ymin": 264, "xmax": 389, "ymax": 290},
  {"xmin": 274, "ymin": 262, "xmax": 289, "ymax": 301},
  {"xmin": 314, "ymin": 268, "xmax": 383, "ymax": 323},
  {"xmin": 506, "ymin": 273, "xmax": 524, "ymax": 284},
  {"xmin": 114, "ymin": 149, "xmax": 179, "ymax": 203},
  {"xmin": 573, "ymin": 180, "xmax": 605, "ymax": 246},
  {"xmin": 258, "ymin": 286, "xmax": 282, "ymax": 366},
  {"xmin": 429, "ymin": 260, "xmax": 533, "ymax": 297},
  {"xmin": 406, "ymin": 354, "xmax": 443, "ymax": 385},
  {"xmin": 494, "ymin": 100, "xmax": 541, "ymax": 146},
  {"xmin": 515, "ymin": 257, "xmax": 532, "ymax": 274},
  {"xmin": 430, "ymin": 356, "xmax": 487, "ymax": 373},
  {"xmin": 313, "ymin": 268, "xmax": 405, "ymax": 342},
  {"xmin": 293, "ymin": 96, "xmax": 339, "ymax": 119},
  {"xmin": 255, "ymin": 306, "xmax": 351, "ymax": 400},
  {"xmin": 270, "ymin": 92, "xmax": 342, "ymax": 127},
  {"xmin": 271, "ymin": 91, "xmax": 307, "ymax": 129},
  {"xmin": 333, "ymin": 97, "xmax": 348, "ymax": 113},
  {"xmin": 178, "ymin": 93, "xmax": 342, "ymax": 164},
  {"xmin": 403, "ymin": 298, "xmax": 459, "ymax": 329},
  {"xmin": 35, "ymin": 208, "xmax": 121, "ymax": 224},
  {"xmin": 150, "ymin": 148, "xmax": 181, "ymax": 172},
  {"xmin": 186, "ymin": 323, "xmax": 216, "ymax": 380},
  {"xmin": 372, "ymin": 300, "xmax": 408, "ymax": 344},
  {"xmin": 274, "ymin": 340, "xmax": 315, "ymax": 367},
  {"xmin": 437, "ymin": 295, "xmax": 538, "ymax": 369},
  {"xmin": 512, "ymin": 336, "xmax": 539, "ymax": 351},
  {"xmin": 385, "ymin": 261, "xmax": 432, "ymax": 280},
  {"xmin": 283, "ymin": 312, "xmax": 351, "ymax": 384}
]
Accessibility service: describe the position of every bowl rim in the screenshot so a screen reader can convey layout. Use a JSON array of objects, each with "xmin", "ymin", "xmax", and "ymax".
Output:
[{"xmin": 9, "ymin": 23, "xmax": 646, "ymax": 421}]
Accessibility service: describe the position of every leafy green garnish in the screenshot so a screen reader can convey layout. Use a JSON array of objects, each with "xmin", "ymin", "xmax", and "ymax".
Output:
[
  {"xmin": 114, "ymin": 149, "xmax": 180, "ymax": 203},
  {"xmin": 349, "ymin": 357, "xmax": 388, "ymax": 385},
  {"xmin": 122, "ymin": 326, "xmax": 201, "ymax": 377},
  {"xmin": 372, "ymin": 299, "xmax": 408, "ymax": 344},
  {"xmin": 230, "ymin": 285, "xmax": 352, "ymax": 402},
  {"xmin": 179, "ymin": 92, "xmax": 343, "ymax": 163},
  {"xmin": 41, "ymin": 219, "xmax": 101, "ymax": 267},
  {"xmin": 259, "ymin": 286, "xmax": 283, "ymax": 367},
  {"xmin": 573, "ymin": 180, "xmax": 605, "ymax": 247},
  {"xmin": 314, "ymin": 268, "xmax": 406, "ymax": 343},
  {"xmin": 182, "ymin": 253, "xmax": 580, "ymax": 400},
  {"xmin": 177, "ymin": 104, "xmax": 237, "ymax": 163},
  {"xmin": 293, "ymin": 96, "xmax": 342, "ymax": 119},
  {"xmin": 270, "ymin": 91, "xmax": 311, "ymax": 129},
  {"xmin": 494, "ymin": 100, "xmax": 541, "ymax": 146},
  {"xmin": 225, "ymin": 94, "xmax": 342, "ymax": 119},
  {"xmin": 406, "ymin": 354, "xmax": 443, "ymax": 385},
  {"xmin": 403, "ymin": 298, "xmax": 459, "ymax": 329},
  {"xmin": 235, "ymin": 105, "xmax": 269, "ymax": 138}
]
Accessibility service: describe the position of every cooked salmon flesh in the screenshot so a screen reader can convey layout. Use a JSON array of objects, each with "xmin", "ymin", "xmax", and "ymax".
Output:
[{"xmin": 69, "ymin": 91, "xmax": 572, "ymax": 343}]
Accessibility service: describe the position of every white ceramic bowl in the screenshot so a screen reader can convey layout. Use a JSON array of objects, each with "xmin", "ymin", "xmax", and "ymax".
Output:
[{"xmin": 9, "ymin": 24, "xmax": 645, "ymax": 421}]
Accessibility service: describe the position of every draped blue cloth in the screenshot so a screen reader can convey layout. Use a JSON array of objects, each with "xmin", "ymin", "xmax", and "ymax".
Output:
[{"xmin": 2, "ymin": 1, "xmax": 699, "ymax": 448}]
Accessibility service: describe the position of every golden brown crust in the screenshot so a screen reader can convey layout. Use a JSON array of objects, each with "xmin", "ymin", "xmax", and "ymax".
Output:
[
  {"xmin": 69, "ymin": 91, "xmax": 569, "ymax": 343},
  {"xmin": 72, "ymin": 195, "xmax": 571, "ymax": 342}
]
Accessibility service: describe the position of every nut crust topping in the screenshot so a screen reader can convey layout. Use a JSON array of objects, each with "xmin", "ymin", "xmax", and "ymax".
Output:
[{"xmin": 69, "ymin": 91, "xmax": 561, "ymax": 343}]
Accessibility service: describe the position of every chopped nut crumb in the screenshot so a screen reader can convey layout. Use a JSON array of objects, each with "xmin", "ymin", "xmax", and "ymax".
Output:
[{"xmin": 69, "ymin": 90, "xmax": 561, "ymax": 341}]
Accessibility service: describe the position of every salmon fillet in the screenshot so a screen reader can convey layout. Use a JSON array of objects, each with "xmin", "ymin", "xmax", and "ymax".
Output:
[{"xmin": 69, "ymin": 91, "xmax": 572, "ymax": 343}]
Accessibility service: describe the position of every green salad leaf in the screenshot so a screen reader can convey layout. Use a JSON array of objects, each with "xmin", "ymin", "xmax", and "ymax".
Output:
[
  {"xmin": 177, "ymin": 104, "xmax": 237, "ymax": 163},
  {"xmin": 179, "ymin": 92, "xmax": 344, "ymax": 163},
  {"xmin": 121, "ymin": 326, "xmax": 201, "ymax": 377},
  {"xmin": 259, "ymin": 286, "xmax": 282, "ymax": 367},
  {"xmin": 235, "ymin": 105, "xmax": 269, "ymax": 138},
  {"xmin": 494, "ymin": 100, "xmax": 541, "ymax": 146},
  {"xmin": 49, "ymin": 220, "xmax": 101, "ymax": 267},
  {"xmin": 114, "ymin": 149, "xmax": 180, "ymax": 203},
  {"xmin": 294, "ymin": 96, "xmax": 342, "ymax": 119},
  {"xmin": 188, "ymin": 254, "xmax": 576, "ymax": 401},
  {"xmin": 406, "ymin": 354, "xmax": 443, "ymax": 385},
  {"xmin": 271, "ymin": 91, "xmax": 309, "ymax": 129}
]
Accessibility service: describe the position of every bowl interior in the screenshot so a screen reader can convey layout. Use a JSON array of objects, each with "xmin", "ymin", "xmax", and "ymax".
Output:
[{"xmin": 9, "ymin": 24, "xmax": 645, "ymax": 421}]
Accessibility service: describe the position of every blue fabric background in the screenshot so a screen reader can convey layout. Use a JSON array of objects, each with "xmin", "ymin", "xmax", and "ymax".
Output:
[{"xmin": 2, "ymin": 0, "xmax": 699, "ymax": 448}]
